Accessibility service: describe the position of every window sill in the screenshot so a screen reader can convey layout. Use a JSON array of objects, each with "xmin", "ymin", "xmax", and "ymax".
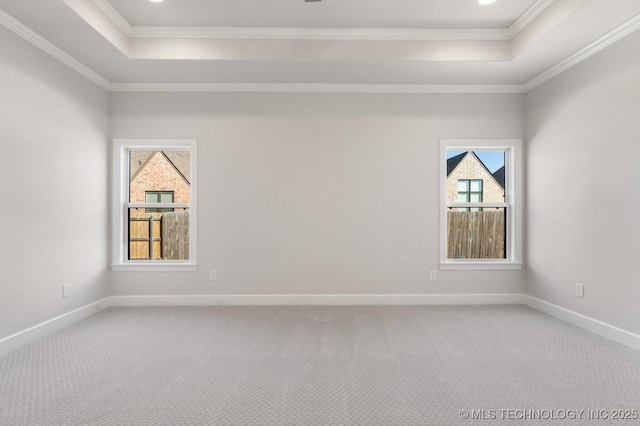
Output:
[
  {"xmin": 111, "ymin": 263, "xmax": 197, "ymax": 272},
  {"xmin": 439, "ymin": 261, "xmax": 523, "ymax": 271}
]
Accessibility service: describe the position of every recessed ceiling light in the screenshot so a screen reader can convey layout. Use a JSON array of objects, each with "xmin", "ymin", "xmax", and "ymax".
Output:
[
  {"xmin": 479, "ymin": 0, "xmax": 497, "ymax": 5},
  {"xmin": 149, "ymin": 0, "xmax": 164, "ymax": 3}
]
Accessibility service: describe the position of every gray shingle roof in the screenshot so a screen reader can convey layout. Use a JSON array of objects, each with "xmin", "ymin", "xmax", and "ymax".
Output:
[
  {"xmin": 130, "ymin": 151, "xmax": 191, "ymax": 184},
  {"xmin": 492, "ymin": 166, "xmax": 505, "ymax": 189},
  {"xmin": 446, "ymin": 152, "xmax": 467, "ymax": 176}
]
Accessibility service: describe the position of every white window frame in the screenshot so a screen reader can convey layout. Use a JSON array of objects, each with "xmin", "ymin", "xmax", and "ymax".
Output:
[
  {"xmin": 440, "ymin": 139, "xmax": 522, "ymax": 270},
  {"xmin": 111, "ymin": 139, "xmax": 197, "ymax": 272}
]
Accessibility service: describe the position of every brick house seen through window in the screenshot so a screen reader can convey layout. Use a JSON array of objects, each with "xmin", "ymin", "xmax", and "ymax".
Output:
[
  {"xmin": 128, "ymin": 151, "xmax": 191, "ymax": 260},
  {"xmin": 445, "ymin": 150, "xmax": 506, "ymax": 260}
]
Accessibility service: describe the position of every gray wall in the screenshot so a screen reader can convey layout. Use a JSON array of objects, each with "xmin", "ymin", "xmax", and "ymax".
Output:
[
  {"xmin": 0, "ymin": 26, "xmax": 110, "ymax": 338},
  {"xmin": 109, "ymin": 92, "xmax": 526, "ymax": 296},
  {"xmin": 6, "ymin": 9, "xmax": 639, "ymax": 340},
  {"xmin": 526, "ymin": 30, "xmax": 640, "ymax": 334}
]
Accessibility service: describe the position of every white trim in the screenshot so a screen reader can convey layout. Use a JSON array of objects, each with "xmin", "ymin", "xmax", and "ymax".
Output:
[
  {"xmin": 507, "ymin": 0, "xmax": 555, "ymax": 39},
  {"xmin": 111, "ymin": 139, "xmax": 197, "ymax": 271},
  {"xmin": 0, "ymin": 8, "xmax": 111, "ymax": 90},
  {"xmin": 0, "ymin": 293, "xmax": 522, "ymax": 356},
  {"xmin": 440, "ymin": 262, "xmax": 523, "ymax": 271},
  {"xmin": 0, "ymin": 298, "xmax": 110, "ymax": 357},
  {"xmin": 108, "ymin": 293, "xmax": 526, "ymax": 307},
  {"xmin": 90, "ymin": 0, "xmax": 553, "ymax": 42},
  {"xmin": 4, "ymin": 294, "xmax": 640, "ymax": 357},
  {"xmin": 1, "ymin": 4, "xmax": 639, "ymax": 94},
  {"xmin": 447, "ymin": 202, "xmax": 507, "ymax": 209},
  {"xmin": 108, "ymin": 83, "xmax": 527, "ymax": 94},
  {"xmin": 91, "ymin": 0, "xmax": 132, "ymax": 36},
  {"xmin": 523, "ymin": 14, "xmax": 640, "ymax": 91},
  {"xmin": 524, "ymin": 296, "xmax": 640, "ymax": 352},
  {"xmin": 111, "ymin": 263, "xmax": 197, "ymax": 272},
  {"xmin": 128, "ymin": 203, "xmax": 190, "ymax": 209},
  {"xmin": 440, "ymin": 139, "xmax": 523, "ymax": 268},
  {"xmin": 129, "ymin": 26, "xmax": 509, "ymax": 41}
]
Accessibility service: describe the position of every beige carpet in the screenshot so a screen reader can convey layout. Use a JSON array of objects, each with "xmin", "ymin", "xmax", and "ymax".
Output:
[{"xmin": 2, "ymin": 305, "xmax": 640, "ymax": 425}]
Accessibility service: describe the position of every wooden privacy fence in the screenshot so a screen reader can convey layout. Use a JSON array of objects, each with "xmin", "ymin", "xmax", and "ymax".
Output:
[
  {"xmin": 447, "ymin": 210, "xmax": 505, "ymax": 259},
  {"xmin": 129, "ymin": 210, "xmax": 189, "ymax": 260},
  {"xmin": 162, "ymin": 210, "xmax": 189, "ymax": 260}
]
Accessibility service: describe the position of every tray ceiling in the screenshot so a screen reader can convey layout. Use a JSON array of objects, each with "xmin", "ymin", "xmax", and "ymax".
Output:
[{"xmin": 0, "ymin": 0, "xmax": 639, "ymax": 92}]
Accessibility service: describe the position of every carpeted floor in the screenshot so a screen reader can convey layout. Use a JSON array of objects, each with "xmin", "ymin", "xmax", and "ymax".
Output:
[{"xmin": 1, "ymin": 305, "xmax": 640, "ymax": 425}]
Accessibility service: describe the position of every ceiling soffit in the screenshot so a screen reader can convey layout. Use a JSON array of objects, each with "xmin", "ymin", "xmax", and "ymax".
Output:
[
  {"xmin": 0, "ymin": 0, "xmax": 639, "ymax": 92},
  {"xmin": 71, "ymin": 0, "xmax": 574, "ymax": 62},
  {"xmin": 91, "ymin": 0, "xmax": 552, "ymax": 41}
]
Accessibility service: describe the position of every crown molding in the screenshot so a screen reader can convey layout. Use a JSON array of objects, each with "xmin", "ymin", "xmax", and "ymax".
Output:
[
  {"xmin": 0, "ymin": 7, "xmax": 111, "ymax": 90},
  {"xmin": 523, "ymin": 13, "xmax": 640, "ymax": 91},
  {"xmin": 507, "ymin": 0, "xmax": 555, "ymax": 39},
  {"xmin": 130, "ymin": 26, "xmax": 510, "ymax": 41},
  {"xmin": 2, "ymin": 5, "xmax": 639, "ymax": 95},
  {"xmin": 91, "ymin": 0, "xmax": 131, "ymax": 35},
  {"xmin": 108, "ymin": 82, "xmax": 527, "ymax": 94}
]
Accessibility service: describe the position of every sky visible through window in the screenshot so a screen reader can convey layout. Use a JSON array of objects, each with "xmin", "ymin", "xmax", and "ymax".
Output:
[{"xmin": 447, "ymin": 150, "xmax": 504, "ymax": 173}]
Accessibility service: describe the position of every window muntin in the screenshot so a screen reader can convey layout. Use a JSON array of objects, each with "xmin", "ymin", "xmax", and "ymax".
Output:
[
  {"xmin": 440, "ymin": 140, "xmax": 522, "ymax": 269},
  {"xmin": 146, "ymin": 191, "xmax": 174, "ymax": 204},
  {"xmin": 457, "ymin": 179, "xmax": 483, "ymax": 211},
  {"xmin": 145, "ymin": 191, "xmax": 175, "ymax": 213},
  {"xmin": 112, "ymin": 139, "xmax": 197, "ymax": 271}
]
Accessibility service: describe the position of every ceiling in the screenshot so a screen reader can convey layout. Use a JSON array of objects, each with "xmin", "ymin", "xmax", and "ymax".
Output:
[
  {"xmin": 0, "ymin": 0, "xmax": 639, "ymax": 93},
  {"xmin": 107, "ymin": 0, "xmax": 538, "ymax": 28}
]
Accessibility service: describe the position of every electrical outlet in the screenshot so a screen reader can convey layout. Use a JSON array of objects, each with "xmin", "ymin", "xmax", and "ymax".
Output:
[
  {"xmin": 575, "ymin": 283, "xmax": 584, "ymax": 298},
  {"xmin": 209, "ymin": 270, "xmax": 217, "ymax": 281},
  {"xmin": 429, "ymin": 270, "xmax": 437, "ymax": 281},
  {"xmin": 62, "ymin": 283, "xmax": 70, "ymax": 298}
]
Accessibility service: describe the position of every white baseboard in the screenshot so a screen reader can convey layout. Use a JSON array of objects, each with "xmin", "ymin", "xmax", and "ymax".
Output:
[
  {"xmin": 108, "ymin": 293, "xmax": 526, "ymax": 307},
  {"xmin": 0, "ymin": 293, "xmax": 522, "ymax": 355},
  {"xmin": 524, "ymin": 295, "xmax": 640, "ymax": 352},
  {"xmin": 0, "ymin": 297, "xmax": 110, "ymax": 357},
  {"xmin": 4, "ymin": 293, "xmax": 638, "ymax": 357}
]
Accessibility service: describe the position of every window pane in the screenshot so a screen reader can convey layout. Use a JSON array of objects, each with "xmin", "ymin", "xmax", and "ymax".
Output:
[
  {"xmin": 145, "ymin": 192, "xmax": 158, "ymax": 203},
  {"xmin": 473, "ymin": 150, "xmax": 505, "ymax": 175},
  {"xmin": 160, "ymin": 192, "xmax": 174, "ymax": 203},
  {"xmin": 144, "ymin": 191, "xmax": 174, "ymax": 212},
  {"xmin": 470, "ymin": 180, "xmax": 482, "ymax": 192},
  {"xmin": 447, "ymin": 208, "xmax": 506, "ymax": 259},
  {"xmin": 128, "ymin": 208, "xmax": 190, "ymax": 260},
  {"xmin": 458, "ymin": 180, "xmax": 469, "ymax": 192},
  {"xmin": 469, "ymin": 193, "xmax": 482, "ymax": 203},
  {"xmin": 129, "ymin": 150, "xmax": 191, "ymax": 204}
]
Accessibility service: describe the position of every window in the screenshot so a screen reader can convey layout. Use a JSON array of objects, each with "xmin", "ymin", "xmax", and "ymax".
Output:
[
  {"xmin": 145, "ymin": 191, "xmax": 174, "ymax": 213},
  {"xmin": 440, "ymin": 140, "xmax": 522, "ymax": 270},
  {"xmin": 112, "ymin": 139, "xmax": 197, "ymax": 271},
  {"xmin": 457, "ymin": 179, "xmax": 483, "ymax": 211}
]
